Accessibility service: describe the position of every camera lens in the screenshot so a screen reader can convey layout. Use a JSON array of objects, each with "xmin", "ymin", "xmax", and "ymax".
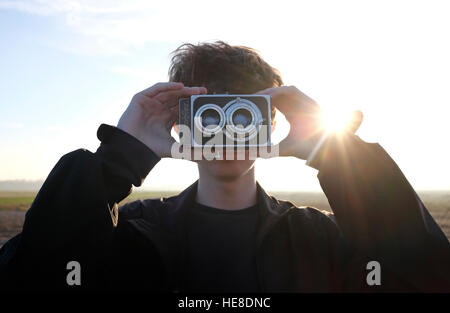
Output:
[
  {"xmin": 194, "ymin": 103, "xmax": 226, "ymax": 135},
  {"xmin": 232, "ymin": 109, "xmax": 252, "ymax": 129},
  {"xmin": 201, "ymin": 109, "xmax": 221, "ymax": 129},
  {"xmin": 224, "ymin": 97, "xmax": 263, "ymax": 143}
]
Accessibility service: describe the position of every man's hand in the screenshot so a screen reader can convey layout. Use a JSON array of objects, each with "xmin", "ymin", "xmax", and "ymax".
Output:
[
  {"xmin": 117, "ymin": 82, "xmax": 207, "ymax": 158},
  {"xmin": 257, "ymin": 86, "xmax": 363, "ymax": 160}
]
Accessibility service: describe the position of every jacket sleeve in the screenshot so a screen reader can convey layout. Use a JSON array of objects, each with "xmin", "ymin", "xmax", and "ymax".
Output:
[
  {"xmin": 308, "ymin": 132, "xmax": 450, "ymax": 292},
  {"xmin": 0, "ymin": 124, "xmax": 161, "ymax": 290}
]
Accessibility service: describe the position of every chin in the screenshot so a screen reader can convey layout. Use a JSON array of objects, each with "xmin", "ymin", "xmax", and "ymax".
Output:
[{"xmin": 197, "ymin": 159, "xmax": 256, "ymax": 180}]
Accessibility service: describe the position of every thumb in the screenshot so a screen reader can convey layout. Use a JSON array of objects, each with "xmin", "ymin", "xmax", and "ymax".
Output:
[{"xmin": 345, "ymin": 110, "xmax": 363, "ymax": 134}]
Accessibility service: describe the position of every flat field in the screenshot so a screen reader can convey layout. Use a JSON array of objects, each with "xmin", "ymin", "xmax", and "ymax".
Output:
[{"xmin": 1, "ymin": 190, "xmax": 449, "ymax": 247}]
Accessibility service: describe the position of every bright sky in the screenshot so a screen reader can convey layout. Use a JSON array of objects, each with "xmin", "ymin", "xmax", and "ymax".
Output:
[{"xmin": 0, "ymin": 0, "xmax": 449, "ymax": 191}]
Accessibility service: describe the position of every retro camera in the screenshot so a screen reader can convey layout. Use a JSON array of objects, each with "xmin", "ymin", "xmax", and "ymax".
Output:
[{"xmin": 178, "ymin": 95, "xmax": 272, "ymax": 147}]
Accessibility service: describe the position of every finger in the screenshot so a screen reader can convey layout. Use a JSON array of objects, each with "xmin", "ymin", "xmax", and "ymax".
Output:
[
  {"xmin": 135, "ymin": 94, "xmax": 164, "ymax": 111},
  {"xmin": 156, "ymin": 86, "xmax": 207, "ymax": 101},
  {"xmin": 255, "ymin": 87, "xmax": 277, "ymax": 95},
  {"xmin": 345, "ymin": 110, "xmax": 364, "ymax": 133},
  {"xmin": 140, "ymin": 82, "xmax": 184, "ymax": 98},
  {"xmin": 261, "ymin": 86, "xmax": 318, "ymax": 115},
  {"xmin": 196, "ymin": 86, "xmax": 207, "ymax": 94},
  {"xmin": 256, "ymin": 87, "xmax": 291, "ymax": 113},
  {"xmin": 156, "ymin": 87, "xmax": 208, "ymax": 107},
  {"xmin": 257, "ymin": 86, "xmax": 314, "ymax": 102},
  {"xmin": 275, "ymin": 100, "xmax": 320, "ymax": 124}
]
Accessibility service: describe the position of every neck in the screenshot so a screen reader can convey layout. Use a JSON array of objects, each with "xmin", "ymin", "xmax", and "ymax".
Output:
[{"xmin": 196, "ymin": 167, "xmax": 257, "ymax": 211}]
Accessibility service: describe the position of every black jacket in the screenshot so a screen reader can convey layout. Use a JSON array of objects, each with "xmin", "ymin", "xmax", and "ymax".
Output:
[{"xmin": 0, "ymin": 124, "xmax": 449, "ymax": 292}]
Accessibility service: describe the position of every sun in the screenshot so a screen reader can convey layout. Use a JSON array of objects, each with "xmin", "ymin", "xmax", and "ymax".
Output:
[{"xmin": 320, "ymin": 107, "xmax": 353, "ymax": 133}]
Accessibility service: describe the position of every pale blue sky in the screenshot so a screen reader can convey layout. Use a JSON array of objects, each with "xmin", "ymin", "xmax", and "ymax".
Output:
[{"xmin": 1, "ymin": 0, "xmax": 449, "ymax": 191}]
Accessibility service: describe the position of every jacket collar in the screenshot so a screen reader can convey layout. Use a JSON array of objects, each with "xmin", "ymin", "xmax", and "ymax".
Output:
[
  {"xmin": 172, "ymin": 180, "xmax": 293, "ymax": 291},
  {"xmin": 169, "ymin": 180, "xmax": 291, "ymax": 247},
  {"xmin": 130, "ymin": 180, "xmax": 292, "ymax": 291}
]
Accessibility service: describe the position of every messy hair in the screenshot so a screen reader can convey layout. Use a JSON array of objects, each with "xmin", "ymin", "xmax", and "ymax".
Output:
[{"xmin": 168, "ymin": 41, "xmax": 283, "ymax": 120}]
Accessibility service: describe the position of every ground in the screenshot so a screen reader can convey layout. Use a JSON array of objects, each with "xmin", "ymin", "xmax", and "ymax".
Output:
[{"xmin": 1, "ymin": 190, "xmax": 449, "ymax": 247}]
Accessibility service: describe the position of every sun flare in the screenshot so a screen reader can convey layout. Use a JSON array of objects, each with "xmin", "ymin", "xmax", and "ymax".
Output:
[{"xmin": 320, "ymin": 108, "xmax": 353, "ymax": 133}]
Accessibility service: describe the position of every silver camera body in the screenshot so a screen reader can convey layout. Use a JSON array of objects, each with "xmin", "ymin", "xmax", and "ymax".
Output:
[{"xmin": 178, "ymin": 94, "xmax": 272, "ymax": 147}]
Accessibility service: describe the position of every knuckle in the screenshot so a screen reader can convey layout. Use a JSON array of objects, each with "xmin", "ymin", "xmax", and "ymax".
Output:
[{"xmin": 132, "ymin": 93, "xmax": 143, "ymax": 102}]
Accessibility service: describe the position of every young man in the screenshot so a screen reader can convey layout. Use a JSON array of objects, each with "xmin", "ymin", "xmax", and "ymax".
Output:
[{"xmin": 0, "ymin": 42, "xmax": 449, "ymax": 292}]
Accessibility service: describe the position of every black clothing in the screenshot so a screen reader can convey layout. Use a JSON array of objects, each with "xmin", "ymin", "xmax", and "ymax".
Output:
[
  {"xmin": 185, "ymin": 202, "xmax": 260, "ymax": 292},
  {"xmin": 0, "ymin": 124, "xmax": 449, "ymax": 292}
]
